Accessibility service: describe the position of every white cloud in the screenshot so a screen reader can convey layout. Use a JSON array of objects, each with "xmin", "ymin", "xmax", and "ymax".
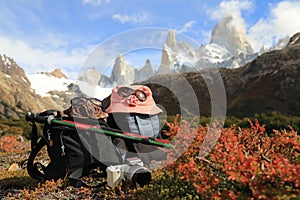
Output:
[
  {"xmin": 207, "ymin": 0, "xmax": 300, "ymax": 51},
  {"xmin": 112, "ymin": 13, "xmax": 149, "ymax": 25},
  {"xmin": 177, "ymin": 20, "xmax": 196, "ymax": 33},
  {"xmin": 208, "ymin": 0, "xmax": 254, "ymax": 35},
  {"xmin": 0, "ymin": 35, "xmax": 94, "ymax": 79},
  {"xmin": 82, "ymin": 0, "xmax": 110, "ymax": 6},
  {"xmin": 248, "ymin": 0, "xmax": 300, "ymax": 51}
]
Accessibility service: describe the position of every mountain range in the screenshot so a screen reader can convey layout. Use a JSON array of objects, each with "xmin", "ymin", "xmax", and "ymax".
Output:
[
  {"xmin": 0, "ymin": 15, "xmax": 299, "ymax": 119},
  {"xmin": 89, "ymin": 15, "xmax": 284, "ymax": 87},
  {"xmin": 0, "ymin": 55, "xmax": 73, "ymax": 119},
  {"xmin": 142, "ymin": 32, "xmax": 300, "ymax": 117}
]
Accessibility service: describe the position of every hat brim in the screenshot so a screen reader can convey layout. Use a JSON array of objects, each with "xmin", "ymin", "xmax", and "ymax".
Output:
[
  {"xmin": 106, "ymin": 103, "xmax": 162, "ymax": 115},
  {"xmin": 105, "ymin": 85, "xmax": 163, "ymax": 115}
]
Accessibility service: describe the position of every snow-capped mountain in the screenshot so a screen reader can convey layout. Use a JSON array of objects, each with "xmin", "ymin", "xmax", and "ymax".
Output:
[
  {"xmin": 0, "ymin": 55, "xmax": 113, "ymax": 119},
  {"xmin": 159, "ymin": 30, "xmax": 199, "ymax": 74},
  {"xmin": 92, "ymin": 14, "xmax": 261, "ymax": 87},
  {"xmin": 27, "ymin": 72, "xmax": 74, "ymax": 97},
  {"xmin": 28, "ymin": 70, "xmax": 112, "ymax": 100},
  {"xmin": 210, "ymin": 15, "xmax": 254, "ymax": 56},
  {"xmin": 0, "ymin": 56, "xmax": 74, "ymax": 119},
  {"xmin": 162, "ymin": 14, "xmax": 257, "ymax": 72},
  {"xmin": 142, "ymin": 32, "xmax": 300, "ymax": 117},
  {"xmin": 196, "ymin": 43, "xmax": 237, "ymax": 69},
  {"xmin": 197, "ymin": 14, "xmax": 258, "ymax": 69}
]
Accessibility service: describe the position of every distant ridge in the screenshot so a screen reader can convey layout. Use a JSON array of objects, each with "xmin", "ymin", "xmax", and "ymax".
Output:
[
  {"xmin": 0, "ymin": 55, "xmax": 73, "ymax": 119},
  {"xmin": 142, "ymin": 32, "xmax": 300, "ymax": 117}
]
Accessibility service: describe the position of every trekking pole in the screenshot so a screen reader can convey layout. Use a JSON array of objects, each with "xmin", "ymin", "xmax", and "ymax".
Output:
[
  {"xmin": 55, "ymin": 119, "xmax": 173, "ymax": 148},
  {"xmin": 26, "ymin": 112, "xmax": 173, "ymax": 149}
]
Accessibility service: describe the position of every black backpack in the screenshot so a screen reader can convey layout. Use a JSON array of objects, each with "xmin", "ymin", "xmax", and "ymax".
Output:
[
  {"xmin": 107, "ymin": 113, "xmax": 167, "ymax": 164},
  {"xmin": 26, "ymin": 110, "xmax": 121, "ymax": 187}
]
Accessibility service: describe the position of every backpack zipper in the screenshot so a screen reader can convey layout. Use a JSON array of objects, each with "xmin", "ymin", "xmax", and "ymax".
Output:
[{"xmin": 59, "ymin": 131, "xmax": 66, "ymax": 156}]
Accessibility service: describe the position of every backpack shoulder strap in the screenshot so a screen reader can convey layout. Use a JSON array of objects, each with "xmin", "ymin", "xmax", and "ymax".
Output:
[
  {"xmin": 27, "ymin": 137, "xmax": 47, "ymax": 180},
  {"xmin": 26, "ymin": 109, "xmax": 61, "ymax": 180}
]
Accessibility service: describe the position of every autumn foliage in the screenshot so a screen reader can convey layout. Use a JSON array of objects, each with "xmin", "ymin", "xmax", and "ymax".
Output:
[
  {"xmin": 162, "ymin": 118, "xmax": 300, "ymax": 199},
  {"xmin": 0, "ymin": 118, "xmax": 299, "ymax": 199},
  {"xmin": 0, "ymin": 135, "xmax": 29, "ymax": 153}
]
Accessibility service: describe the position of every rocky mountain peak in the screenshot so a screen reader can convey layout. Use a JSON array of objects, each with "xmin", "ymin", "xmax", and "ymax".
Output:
[
  {"xmin": 142, "ymin": 59, "xmax": 153, "ymax": 73},
  {"xmin": 160, "ymin": 43, "xmax": 175, "ymax": 73},
  {"xmin": 111, "ymin": 54, "xmax": 135, "ymax": 85},
  {"xmin": 287, "ymin": 32, "xmax": 300, "ymax": 47},
  {"xmin": 145, "ymin": 59, "xmax": 151, "ymax": 65},
  {"xmin": 159, "ymin": 30, "xmax": 193, "ymax": 73},
  {"xmin": 0, "ymin": 54, "xmax": 30, "ymax": 85},
  {"xmin": 0, "ymin": 55, "xmax": 72, "ymax": 119},
  {"xmin": 210, "ymin": 15, "xmax": 254, "ymax": 56},
  {"xmin": 45, "ymin": 68, "xmax": 68, "ymax": 79},
  {"xmin": 135, "ymin": 59, "xmax": 154, "ymax": 82},
  {"xmin": 78, "ymin": 67, "xmax": 101, "ymax": 86},
  {"xmin": 166, "ymin": 30, "xmax": 177, "ymax": 50}
]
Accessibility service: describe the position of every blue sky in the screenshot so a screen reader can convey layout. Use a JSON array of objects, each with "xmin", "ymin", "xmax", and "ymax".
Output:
[{"xmin": 0, "ymin": 0, "xmax": 300, "ymax": 78}]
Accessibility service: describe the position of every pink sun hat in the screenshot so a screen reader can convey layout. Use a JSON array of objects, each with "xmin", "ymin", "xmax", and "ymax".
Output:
[{"xmin": 106, "ymin": 85, "xmax": 162, "ymax": 115}]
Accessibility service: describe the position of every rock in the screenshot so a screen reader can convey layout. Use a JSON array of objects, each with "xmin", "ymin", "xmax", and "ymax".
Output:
[
  {"xmin": 135, "ymin": 59, "xmax": 154, "ymax": 82},
  {"xmin": 210, "ymin": 14, "xmax": 254, "ymax": 56},
  {"xmin": 8, "ymin": 163, "xmax": 20, "ymax": 171},
  {"xmin": 17, "ymin": 135, "xmax": 24, "ymax": 142},
  {"xmin": 78, "ymin": 67, "xmax": 101, "ymax": 86},
  {"xmin": 165, "ymin": 30, "xmax": 177, "ymax": 50},
  {"xmin": 287, "ymin": 32, "xmax": 300, "ymax": 47},
  {"xmin": 159, "ymin": 30, "xmax": 197, "ymax": 73},
  {"xmin": 45, "ymin": 68, "xmax": 68, "ymax": 79},
  {"xmin": 159, "ymin": 44, "xmax": 175, "ymax": 74},
  {"xmin": 111, "ymin": 54, "xmax": 135, "ymax": 85}
]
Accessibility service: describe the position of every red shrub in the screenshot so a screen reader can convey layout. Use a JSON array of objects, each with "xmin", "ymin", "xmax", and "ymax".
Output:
[
  {"xmin": 164, "ymin": 119, "xmax": 300, "ymax": 199},
  {"xmin": 0, "ymin": 135, "xmax": 29, "ymax": 152}
]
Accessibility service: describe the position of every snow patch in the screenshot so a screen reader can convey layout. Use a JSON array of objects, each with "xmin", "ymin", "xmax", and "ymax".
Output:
[
  {"xmin": 94, "ymin": 86, "xmax": 113, "ymax": 100},
  {"xmin": 1, "ymin": 55, "xmax": 12, "ymax": 66},
  {"xmin": 75, "ymin": 80, "xmax": 112, "ymax": 100},
  {"xmin": 28, "ymin": 73, "xmax": 113, "ymax": 100},
  {"xmin": 27, "ymin": 73, "xmax": 74, "ymax": 97}
]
